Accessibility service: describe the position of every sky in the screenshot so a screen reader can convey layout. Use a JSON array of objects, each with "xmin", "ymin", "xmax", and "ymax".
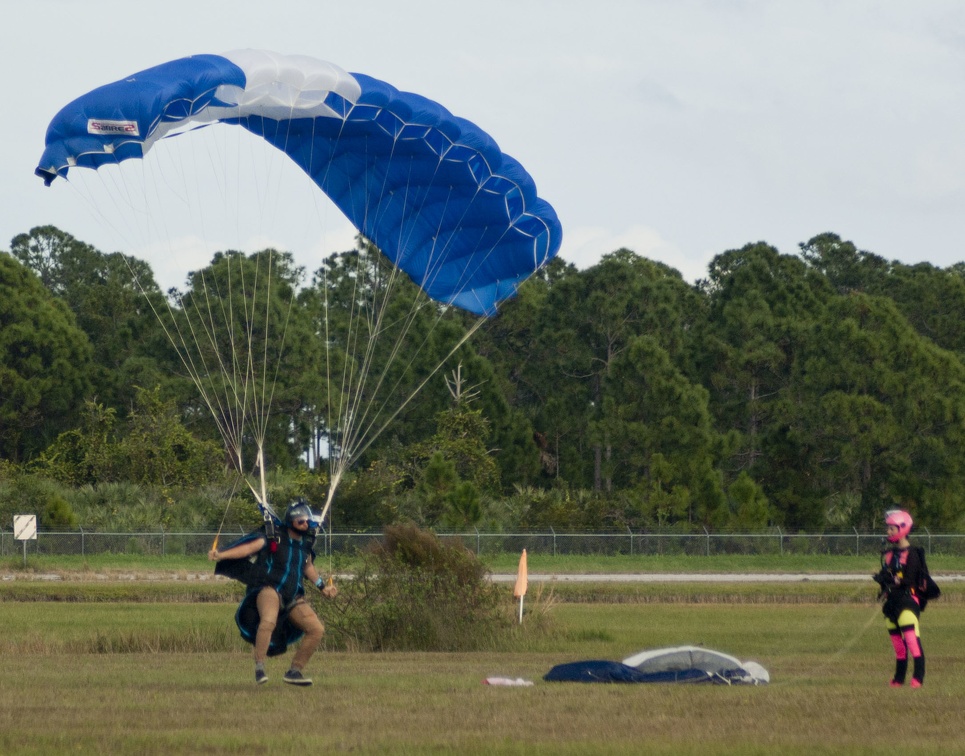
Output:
[{"xmin": 4, "ymin": 0, "xmax": 965, "ymax": 291}]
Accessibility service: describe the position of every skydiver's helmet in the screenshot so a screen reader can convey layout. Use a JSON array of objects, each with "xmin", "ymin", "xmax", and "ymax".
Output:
[
  {"xmin": 884, "ymin": 509, "xmax": 913, "ymax": 543},
  {"xmin": 285, "ymin": 500, "xmax": 313, "ymax": 528}
]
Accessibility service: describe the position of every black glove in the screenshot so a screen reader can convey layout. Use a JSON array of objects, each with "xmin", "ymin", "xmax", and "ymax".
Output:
[{"xmin": 872, "ymin": 569, "xmax": 894, "ymax": 599}]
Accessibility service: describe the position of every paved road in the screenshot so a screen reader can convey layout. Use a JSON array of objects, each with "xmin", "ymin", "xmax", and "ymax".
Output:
[
  {"xmin": 490, "ymin": 572, "xmax": 965, "ymax": 583},
  {"xmin": 5, "ymin": 571, "xmax": 964, "ymax": 583}
]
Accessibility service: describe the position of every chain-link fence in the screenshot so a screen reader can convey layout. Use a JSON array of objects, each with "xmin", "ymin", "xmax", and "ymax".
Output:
[{"xmin": 2, "ymin": 526, "xmax": 965, "ymax": 558}]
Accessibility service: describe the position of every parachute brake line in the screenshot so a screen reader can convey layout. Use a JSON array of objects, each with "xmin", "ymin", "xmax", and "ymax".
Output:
[{"xmin": 211, "ymin": 486, "xmax": 237, "ymax": 552}]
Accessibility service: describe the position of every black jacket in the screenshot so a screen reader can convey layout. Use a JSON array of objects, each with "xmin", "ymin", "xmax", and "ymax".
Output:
[{"xmin": 877, "ymin": 546, "xmax": 926, "ymax": 623}]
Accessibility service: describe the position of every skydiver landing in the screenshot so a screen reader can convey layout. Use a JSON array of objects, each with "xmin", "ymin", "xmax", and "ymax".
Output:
[
  {"xmin": 873, "ymin": 509, "xmax": 935, "ymax": 689},
  {"xmin": 209, "ymin": 500, "xmax": 338, "ymax": 686}
]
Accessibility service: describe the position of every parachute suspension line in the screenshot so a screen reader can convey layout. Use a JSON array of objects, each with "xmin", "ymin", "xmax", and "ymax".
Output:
[
  {"xmin": 357, "ymin": 315, "xmax": 486, "ymax": 461},
  {"xmin": 60, "ymin": 144, "xmax": 166, "ymax": 261},
  {"xmin": 317, "ymin": 314, "xmax": 486, "ymax": 525},
  {"xmin": 337, "ymin": 240, "xmax": 417, "ymax": 464},
  {"xmin": 232, "ymin": 111, "xmax": 274, "ymax": 510},
  {"xmin": 325, "ymin": 240, "xmax": 367, "ymax": 484},
  {"xmin": 175, "ymin": 253, "xmax": 292, "ymax": 516},
  {"xmin": 211, "ymin": 469, "xmax": 248, "ymax": 551},
  {"xmin": 203, "ymin": 247, "xmax": 296, "ymax": 513},
  {"xmin": 134, "ymin": 127, "xmax": 254, "ymax": 478},
  {"xmin": 302, "ymin": 114, "xmax": 360, "ymax": 509},
  {"xmin": 212, "ymin": 105, "xmax": 261, "ymax": 495},
  {"xmin": 319, "ymin": 135, "xmax": 382, "ymax": 488},
  {"xmin": 236, "ymin": 97, "xmax": 300, "ymax": 460},
  {"xmin": 302, "ymin": 108, "xmax": 349, "ymax": 490},
  {"xmin": 221, "ymin": 258, "xmax": 263, "ymax": 498},
  {"xmin": 142, "ymin": 273, "xmax": 250, "ymax": 481},
  {"xmin": 354, "ymin": 159, "xmax": 485, "ymax": 398},
  {"xmin": 67, "ymin": 145, "xmax": 258, "ymax": 490},
  {"xmin": 299, "ymin": 106, "xmax": 487, "ymax": 526},
  {"xmin": 99, "ymin": 148, "xmax": 296, "ymax": 520},
  {"xmin": 71, "ymin": 160, "xmax": 277, "ymax": 514},
  {"xmin": 164, "ymin": 104, "xmax": 301, "ymax": 519},
  {"xmin": 180, "ymin": 272, "xmax": 248, "ymax": 460},
  {"xmin": 253, "ymin": 251, "xmax": 300, "ymax": 510},
  {"xmin": 316, "ymin": 126, "xmax": 508, "ymax": 522},
  {"xmin": 322, "ymin": 145, "xmax": 422, "ymax": 475}
]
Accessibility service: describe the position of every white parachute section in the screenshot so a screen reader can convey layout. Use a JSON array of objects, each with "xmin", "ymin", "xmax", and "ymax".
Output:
[{"xmin": 622, "ymin": 645, "xmax": 770, "ymax": 684}]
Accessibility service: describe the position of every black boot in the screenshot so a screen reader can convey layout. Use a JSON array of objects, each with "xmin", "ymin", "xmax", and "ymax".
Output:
[
  {"xmin": 891, "ymin": 658, "xmax": 907, "ymax": 686},
  {"xmin": 912, "ymin": 654, "xmax": 925, "ymax": 687}
]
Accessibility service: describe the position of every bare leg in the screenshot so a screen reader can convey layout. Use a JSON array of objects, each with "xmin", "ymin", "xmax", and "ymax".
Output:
[
  {"xmin": 253, "ymin": 587, "xmax": 281, "ymax": 664},
  {"xmin": 287, "ymin": 600, "xmax": 325, "ymax": 671}
]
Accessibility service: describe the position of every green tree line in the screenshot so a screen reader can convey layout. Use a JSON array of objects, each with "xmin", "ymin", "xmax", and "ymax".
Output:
[{"xmin": 2, "ymin": 226, "xmax": 964, "ymax": 533}]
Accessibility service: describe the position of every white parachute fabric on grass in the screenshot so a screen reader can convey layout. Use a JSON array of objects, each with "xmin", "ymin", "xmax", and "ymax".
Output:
[
  {"xmin": 544, "ymin": 646, "xmax": 769, "ymax": 684},
  {"xmin": 622, "ymin": 645, "xmax": 770, "ymax": 684}
]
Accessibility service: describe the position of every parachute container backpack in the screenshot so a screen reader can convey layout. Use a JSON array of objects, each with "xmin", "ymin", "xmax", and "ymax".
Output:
[{"xmin": 36, "ymin": 50, "xmax": 562, "ymax": 522}]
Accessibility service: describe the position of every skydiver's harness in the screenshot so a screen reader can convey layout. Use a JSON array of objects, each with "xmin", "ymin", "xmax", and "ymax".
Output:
[
  {"xmin": 261, "ymin": 514, "xmax": 318, "ymax": 555},
  {"xmin": 215, "ymin": 513, "xmax": 318, "ymax": 607},
  {"xmin": 259, "ymin": 521, "xmax": 317, "ymax": 602},
  {"xmin": 873, "ymin": 546, "xmax": 940, "ymax": 623}
]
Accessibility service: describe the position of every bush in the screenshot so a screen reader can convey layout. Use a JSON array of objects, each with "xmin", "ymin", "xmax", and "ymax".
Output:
[
  {"xmin": 319, "ymin": 524, "xmax": 509, "ymax": 651},
  {"xmin": 0, "ymin": 474, "xmax": 77, "ymax": 530},
  {"xmin": 42, "ymin": 495, "xmax": 78, "ymax": 529}
]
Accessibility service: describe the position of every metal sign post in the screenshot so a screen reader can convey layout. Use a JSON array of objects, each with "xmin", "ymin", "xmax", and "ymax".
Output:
[{"xmin": 14, "ymin": 515, "xmax": 37, "ymax": 567}]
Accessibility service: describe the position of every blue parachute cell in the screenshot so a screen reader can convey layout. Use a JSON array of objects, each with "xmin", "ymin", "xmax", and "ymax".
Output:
[{"xmin": 35, "ymin": 50, "xmax": 562, "ymax": 316}]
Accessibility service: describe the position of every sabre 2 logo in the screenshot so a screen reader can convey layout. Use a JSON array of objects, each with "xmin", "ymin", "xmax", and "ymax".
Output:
[{"xmin": 88, "ymin": 119, "xmax": 139, "ymax": 136}]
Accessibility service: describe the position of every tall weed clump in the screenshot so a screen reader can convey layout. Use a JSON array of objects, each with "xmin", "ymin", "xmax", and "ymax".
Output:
[
  {"xmin": 321, "ymin": 524, "xmax": 509, "ymax": 652},
  {"xmin": 0, "ymin": 474, "xmax": 78, "ymax": 529}
]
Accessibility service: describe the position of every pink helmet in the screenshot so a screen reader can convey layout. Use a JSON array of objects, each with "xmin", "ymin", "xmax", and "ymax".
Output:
[{"xmin": 884, "ymin": 509, "xmax": 913, "ymax": 543}]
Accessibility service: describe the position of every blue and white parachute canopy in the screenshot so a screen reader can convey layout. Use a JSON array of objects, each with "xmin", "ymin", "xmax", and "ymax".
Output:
[{"xmin": 35, "ymin": 50, "xmax": 562, "ymax": 316}]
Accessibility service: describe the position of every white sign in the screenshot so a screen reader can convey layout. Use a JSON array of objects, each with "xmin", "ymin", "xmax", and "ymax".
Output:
[{"xmin": 14, "ymin": 515, "xmax": 37, "ymax": 541}]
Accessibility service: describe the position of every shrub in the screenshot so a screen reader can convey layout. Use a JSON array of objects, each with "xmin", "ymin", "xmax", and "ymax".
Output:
[
  {"xmin": 319, "ymin": 523, "xmax": 509, "ymax": 651},
  {"xmin": 0, "ymin": 474, "xmax": 77, "ymax": 530},
  {"xmin": 42, "ymin": 495, "xmax": 78, "ymax": 529}
]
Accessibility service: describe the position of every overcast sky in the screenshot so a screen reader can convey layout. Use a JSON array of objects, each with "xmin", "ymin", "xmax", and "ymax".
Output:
[{"xmin": 4, "ymin": 1, "xmax": 965, "ymax": 290}]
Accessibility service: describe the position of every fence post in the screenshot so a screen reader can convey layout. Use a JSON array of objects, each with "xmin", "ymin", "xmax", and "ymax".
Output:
[
  {"xmin": 923, "ymin": 526, "xmax": 931, "ymax": 556},
  {"xmin": 475, "ymin": 526, "xmax": 480, "ymax": 555},
  {"xmin": 853, "ymin": 526, "xmax": 859, "ymax": 557},
  {"xmin": 627, "ymin": 525, "xmax": 633, "ymax": 556},
  {"xmin": 777, "ymin": 526, "xmax": 784, "ymax": 556},
  {"xmin": 79, "ymin": 526, "xmax": 85, "ymax": 557},
  {"xmin": 703, "ymin": 526, "xmax": 710, "ymax": 557},
  {"xmin": 550, "ymin": 526, "xmax": 556, "ymax": 557},
  {"xmin": 160, "ymin": 525, "xmax": 165, "ymax": 556}
]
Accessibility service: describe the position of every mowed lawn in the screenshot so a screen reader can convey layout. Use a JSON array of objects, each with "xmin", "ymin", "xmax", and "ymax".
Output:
[{"xmin": 1, "ymin": 586, "xmax": 964, "ymax": 755}]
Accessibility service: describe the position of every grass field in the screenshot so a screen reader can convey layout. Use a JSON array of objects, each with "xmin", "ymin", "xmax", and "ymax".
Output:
[{"xmin": 2, "ymin": 577, "xmax": 964, "ymax": 754}]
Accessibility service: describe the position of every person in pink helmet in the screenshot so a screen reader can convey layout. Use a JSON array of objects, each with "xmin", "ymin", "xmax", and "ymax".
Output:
[{"xmin": 873, "ymin": 509, "xmax": 927, "ymax": 688}]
